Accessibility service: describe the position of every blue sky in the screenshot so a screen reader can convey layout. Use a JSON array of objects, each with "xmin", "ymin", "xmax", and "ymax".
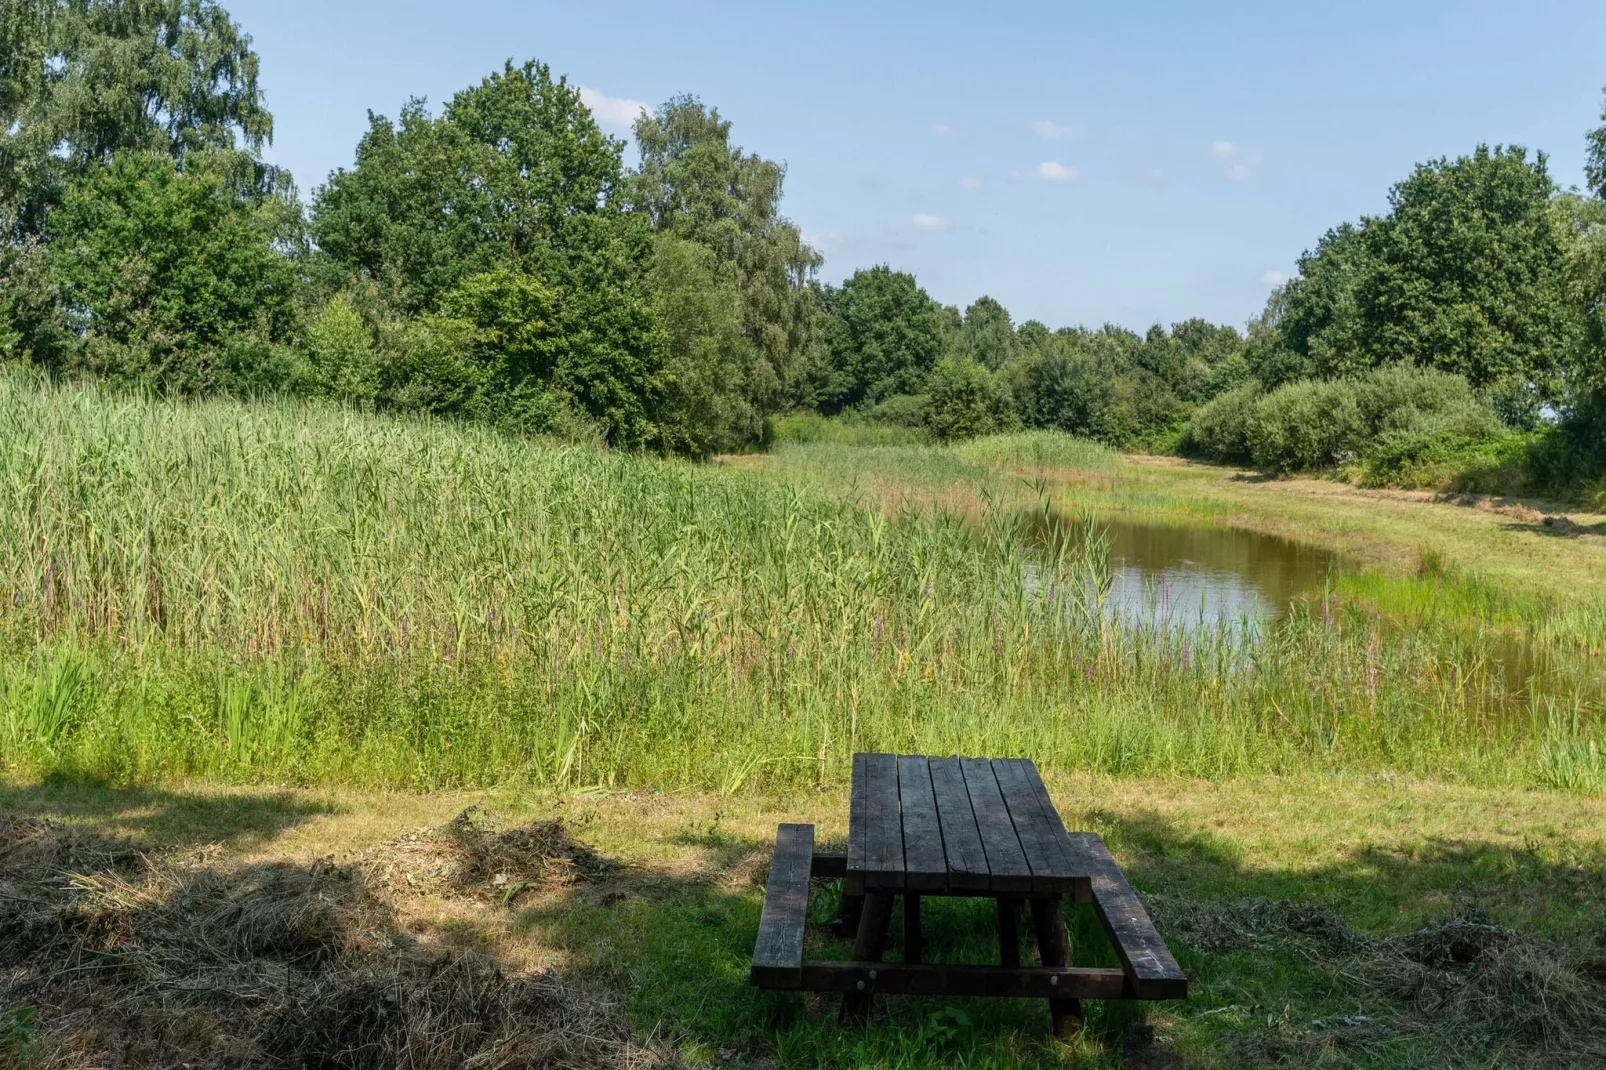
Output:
[{"xmin": 229, "ymin": 0, "xmax": 1606, "ymax": 333}]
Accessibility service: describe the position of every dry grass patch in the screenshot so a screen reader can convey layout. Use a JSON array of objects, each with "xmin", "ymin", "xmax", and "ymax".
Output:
[{"xmin": 0, "ymin": 809, "xmax": 676, "ymax": 1069}]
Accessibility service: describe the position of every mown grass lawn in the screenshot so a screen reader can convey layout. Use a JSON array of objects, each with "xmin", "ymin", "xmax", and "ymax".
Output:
[{"xmin": 4, "ymin": 771, "xmax": 1601, "ymax": 1067}]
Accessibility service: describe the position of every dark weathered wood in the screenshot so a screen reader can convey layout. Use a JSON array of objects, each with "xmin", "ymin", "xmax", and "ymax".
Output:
[
  {"xmin": 846, "ymin": 753, "xmax": 867, "ymax": 894},
  {"xmin": 1071, "ymin": 832, "xmax": 1188, "ymax": 1000},
  {"xmin": 750, "ymin": 823, "xmax": 814, "ymax": 988},
  {"xmin": 929, "ymin": 757, "xmax": 989, "ymax": 891},
  {"xmin": 862, "ymin": 753, "xmax": 905, "ymax": 890},
  {"xmin": 811, "ymin": 853, "xmax": 846, "ymax": 880},
  {"xmin": 896, "ymin": 755, "xmax": 947, "ymax": 892},
  {"xmin": 840, "ymin": 891, "xmax": 895, "ymax": 1021},
  {"xmin": 903, "ymin": 894, "xmax": 923, "ymax": 964},
  {"xmin": 802, "ymin": 962, "xmax": 1131, "ymax": 1000},
  {"xmin": 992, "ymin": 758, "xmax": 1083, "ymax": 896},
  {"xmin": 1030, "ymin": 896, "xmax": 1084, "ymax": 1038},
  {"xmin": 997, "ymin": 896, "xmax": 1022, "ymax": 968},
  {"xmin": 960, "ymin": 757, "xmax": 1033, "ymax": 893}
]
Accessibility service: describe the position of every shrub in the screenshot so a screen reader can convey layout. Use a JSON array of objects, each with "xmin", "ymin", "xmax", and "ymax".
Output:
[
  {"xmin": 922, "ymin": 356, "xmax": 1013, "ymax": 442},
  {"xmin": 1184, "ymin": 382, "xmax": 1261, "ymax": 463},
  {"xmin": 1246, "ymin": 379, "xmax": 1367, "ymax": 473}
]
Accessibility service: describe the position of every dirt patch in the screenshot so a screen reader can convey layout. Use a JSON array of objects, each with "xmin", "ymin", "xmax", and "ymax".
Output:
[
  {"xmin": 0, "ymin": 811, "xmax": 675, "ymax": 1069},
  {"xmin": 1146, "ymin": 894, "xmax": 1606, "ymax": 1065}
]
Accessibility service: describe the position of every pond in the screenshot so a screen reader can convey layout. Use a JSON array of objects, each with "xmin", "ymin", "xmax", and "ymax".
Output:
[{"xmin": 1025, "ymin": 511, "xmax": 1340, "ymax": 634}]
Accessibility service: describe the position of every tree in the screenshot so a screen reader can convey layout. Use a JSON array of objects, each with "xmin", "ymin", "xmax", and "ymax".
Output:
[
  {"xmin": 629, "ymin": 96, "xmax": 819, "ymax": 413},
  {"xmin": 649, "ymin": 233, "xmax": 758, "ymax": 456},
  {"xmin": 1275, "ymin": 222, "xmax": 1372, "ymax": 384},
  {"xmin": 923, "ymin": 356, "xmax": 1009, "ymax": 441},
  {"xmin": 310, "ymin": 61, "xmax": 667, "ymax": 447},
  {"xmin": 956, "ymin": 295, "xmax": 1017, "ymax": 369},
  {"xmin": 1587, "ymin": 85, "xmax": 1606, "ymax": 199},
  {"xmin": 43, "ymin": 149, "xmax": 297, "ymax": 391},
  {"xmin": 1, "ymin": 0, "xmax": 274, "ymax": 236},
  {"xmin": 1357, "ymin": 146, "xmax": 1576, "ymax": 396},
  {"xmin": 809, "ymin": 266, "xmax": 944, "ymax": 412}
]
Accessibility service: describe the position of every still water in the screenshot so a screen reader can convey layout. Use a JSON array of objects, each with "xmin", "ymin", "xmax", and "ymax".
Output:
[{"xmin": 1028, "ymin": 512, "xmax": 1339, "ymax": 633}]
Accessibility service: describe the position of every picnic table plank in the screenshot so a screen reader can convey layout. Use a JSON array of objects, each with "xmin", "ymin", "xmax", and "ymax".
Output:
[
  {"xmin": 750, "ymin": 823, "xmax": 813, "ymax": 988},
  {"xmin": 897, "ymin": 755, "xmax": 947, "ymax": 892},
  {"xmin": 1070, "ymin": 832, "xmax": 1188, "ymax": 1000},
  {"xmin": 959, "ymin": 757, "xmax": 1033, "ymax": 893},
  {"xmin": 993, "ymin": 758, "xmax": 1082, "ymax": 895},
  {"xmin": 928, "ymin": 757, "xmax": 989, "ymax": 891},
  {"xmin": 862, "ymin": 753, "xmax": 905, "ymax": 889},
  {"xmin": 845, "ymin": 753, "xmax": 867, "ymax": 894}
]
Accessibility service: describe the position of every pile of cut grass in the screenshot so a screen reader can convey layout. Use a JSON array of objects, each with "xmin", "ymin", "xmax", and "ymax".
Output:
[{"xmin": 0, "ymin": 810, "xmax": 665, "ymax": 1068}]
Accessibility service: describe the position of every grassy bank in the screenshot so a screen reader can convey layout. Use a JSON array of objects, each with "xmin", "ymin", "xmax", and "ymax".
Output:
[{"xmin": 1, "ymin": 369, "xmax": 1603, "ymax": 795}]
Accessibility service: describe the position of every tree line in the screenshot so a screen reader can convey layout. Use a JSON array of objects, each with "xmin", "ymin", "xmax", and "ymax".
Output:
[{"xmin": 2, "ymin": 1, "xmax": 1605, "ymax": 495}]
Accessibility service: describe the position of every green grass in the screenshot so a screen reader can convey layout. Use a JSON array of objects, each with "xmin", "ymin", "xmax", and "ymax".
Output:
[
  {"xmin": 6, "ymin": 775, "xmax": 1602, "ymax": 1067},
  {"xmin": 0, "ymin": 368, "xmax": 1602, "ymax": 796}
]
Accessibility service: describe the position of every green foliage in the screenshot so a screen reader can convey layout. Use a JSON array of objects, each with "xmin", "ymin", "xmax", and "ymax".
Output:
[
  {"xmin": 42, "ymin": 149, "xmax": 297, "ymax": 392},
  {"xmin": 921, "ymin": 355, "xmax": 1012, "ymax": 441},
  {"xmin": 1187, "ymin": 365, "xmax": 1512, "ymax": 483},
  {"xmin": 954, "ymin": 295, "xmax": 1017, "ymax": 370},
  {"xmin": 649, "ymin": 233, "xmax": 757, "ymax": 456},
  {"xmin": 0, "ymin": 0, "xmax": 275, "ymax": 235},
  {"xmin": 1359, "ymin": 146, "xmax": 1576, "ymax": 395},
  {"xmin": 1276, "ymin": 222, "xmax": 1370, "ymax": 383},
  {"xmin": 810, "ymin": 266, "xmax": 944, "ymax": 412},
  {"xmin": 310, "ymin": 62, "xmax": 666, "ymax": 447},
  {"xmin": 767, "ymin": 410, "xmax": 927, "ymax": 447},
  {"xmin": 304, "ymin": 294, "xmax": 380, "ymax": 405},
  {"xmin": 1586, "ymin": 85, "xmax": 1606, "ymax": 198},
  {"xmin": 629, "ymin": 96, "xmax": 819, "ymax": 415},
  {"xmin": 1181, "ymin": 382, "xmax": 1260, "ymax": 463}
]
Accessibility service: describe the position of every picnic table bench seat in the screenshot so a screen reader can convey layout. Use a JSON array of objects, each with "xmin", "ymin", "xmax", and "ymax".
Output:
[{"xmin": 750, "ymin": 753, "xmax": 1186, "ymax": 1032}]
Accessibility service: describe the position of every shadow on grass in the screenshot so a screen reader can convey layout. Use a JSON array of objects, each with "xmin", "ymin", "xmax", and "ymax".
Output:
[
  {"xmin": 510, "ymin": 804, "xmax": 1606, "ymax": 1069},
  {"xmin": 0, "ymin": 805, "xmax": 651, "ymax": 1068},
  {"xmin": 0, "ymin": 772, "xmax": 339, "ymax": 848}
]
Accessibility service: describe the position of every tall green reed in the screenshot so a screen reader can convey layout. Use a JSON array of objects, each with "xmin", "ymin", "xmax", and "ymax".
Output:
[{"xmin": 0, "ymin": 368, "xmax": 1600, "ymax": 794}]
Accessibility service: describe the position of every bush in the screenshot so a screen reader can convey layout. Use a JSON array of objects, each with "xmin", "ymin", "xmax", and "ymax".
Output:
[
  {"xmin": 922, "ymin": 356, "xmax": 1013, "ymax": 442},
  {"xmin": 766, "ymin": 410, "xmax": 928, "ymax": 447},
  {"xmin": 1246, "ymin": 379, "xmax": 1367, "ymax": 473},
  {"xmin": 1184, "ymin": 382, "xmax": 1260, "ymax": 462},
  {"xmin": 1184, "ymin": 365, "xmax": 1515, "ymax": 486}
]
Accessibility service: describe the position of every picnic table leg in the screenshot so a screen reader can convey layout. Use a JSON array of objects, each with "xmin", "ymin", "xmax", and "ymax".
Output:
[
  {"xmin": 832, "ymin": 891, "xmax": 865, "ymax": 939},
  {"xmin": 903, "ymin": 894, "xmax": 922, "ymax": 964},
  {"xmin": 1030, "ymin": 896, "xmax": 1084, "ymax": 1038},
  {"xmin": 839, "ymin": 891, "xmax": 893, "ymax": 1023},
  {"xmin": 997, "ymin": 896, "xmax": 1022, "ymax": 968}
]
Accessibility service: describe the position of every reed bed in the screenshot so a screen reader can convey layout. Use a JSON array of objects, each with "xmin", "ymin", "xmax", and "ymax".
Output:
[{"xmin": 0, "ymin": 368, "xmax": 1601, "ymax": 793}]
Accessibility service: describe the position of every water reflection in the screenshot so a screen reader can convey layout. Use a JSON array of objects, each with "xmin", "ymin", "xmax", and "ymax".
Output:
[{"xmin": 1027, "ymin": 511, "xmax": 1338, "ymax": 633}]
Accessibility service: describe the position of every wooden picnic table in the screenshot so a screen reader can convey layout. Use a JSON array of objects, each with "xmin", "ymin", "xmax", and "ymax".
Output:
[{"xmin": 750, "ymin": 753, "xmax": 1186, "ymax": 1034}]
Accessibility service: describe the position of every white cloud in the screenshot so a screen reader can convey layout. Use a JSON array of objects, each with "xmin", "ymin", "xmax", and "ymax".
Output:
[
  {"xmin": 1210, "ymin": 141, "xmax": 1256, "ymax": 181},
  {"xmin": 1261, "ymin": 270, "xmax": 1292, "ymax": 286},
  {"xmin": 912, "ymin": 213, "xmax": 953, "ymax": 231},
  {"xmin": 1037, "ymin": 161, "xmax": 1079, "ymax": 182},
  {"xmin": 1031, "ymin": 119, "xmax": 1082, "ymax": 140},
  {"xmin": 959, "ymin": 176, "xmax": 983, "ymax": 192},
  {"xmin": 802, "ymin": 231, "xmax": 841, "ymax": 253},
  {"xmin": 933, "ymin": 123, "xmax": 956, "ymax": 138},
  {"xmin": 579, "ymin": 86, "xmax": 649, "ymax": 128}
]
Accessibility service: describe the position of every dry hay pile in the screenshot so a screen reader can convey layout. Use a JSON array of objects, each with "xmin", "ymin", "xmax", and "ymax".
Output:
[
  {"xmin": 1146, "ymin": 894, "xmax": 1606, "ymax": 1065},
  {"xmin": 0, "ymin": 811, "xmax": 674, "ymax": 1069},
  {"xmin": 361, "ymin": 805, "xmax": 612, "ymax": 906}
]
